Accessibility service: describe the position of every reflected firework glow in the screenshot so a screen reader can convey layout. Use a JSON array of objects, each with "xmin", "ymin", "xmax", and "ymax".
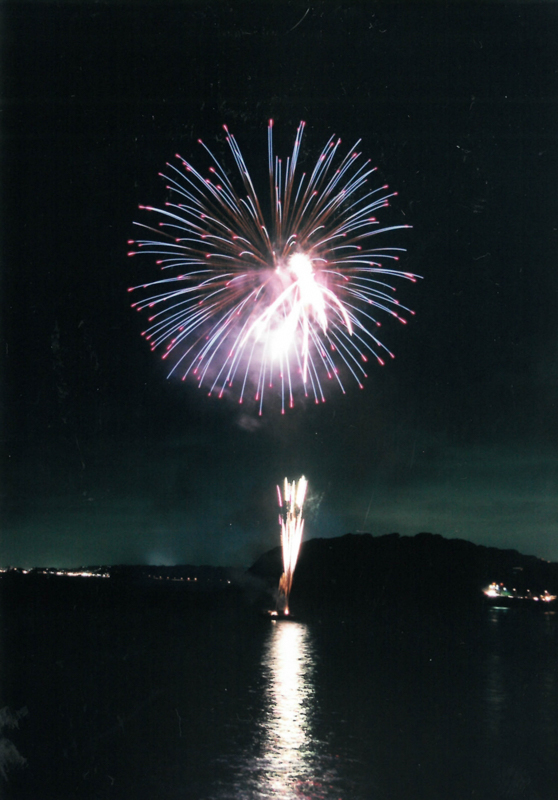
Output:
[
  {"xmin": 260, "ymin": 622, "xmax": 316, "ymax": 788},
  {"xmin": 215, "ymin": 622, "xmax": 345, "ymax": 799}
]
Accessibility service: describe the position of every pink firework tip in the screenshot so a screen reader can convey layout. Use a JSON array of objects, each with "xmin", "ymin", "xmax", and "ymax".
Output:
[{"xmin": 129, "ymin": 121, "xmax": 418, "ymax": 411}]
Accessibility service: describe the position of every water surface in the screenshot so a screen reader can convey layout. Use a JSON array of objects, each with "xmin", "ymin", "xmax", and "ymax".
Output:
[{"xmin": 4, "ymin": 592, "xmax": 557, "ymax": 799}]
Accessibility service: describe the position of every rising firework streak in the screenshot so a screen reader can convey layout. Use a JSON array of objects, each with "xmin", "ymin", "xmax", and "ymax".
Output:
[
  {"xmin": 129, "ymin": 121, "xmax": 420, "ymax": 413},
  {"xmin": 277, "ymin": 476, "xmax": 307, "ymax": 615}
]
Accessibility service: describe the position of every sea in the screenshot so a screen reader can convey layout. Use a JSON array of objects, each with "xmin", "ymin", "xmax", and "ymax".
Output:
[{"xmin": 2, "ymin": 583, "xmax": 557, "ymax": 800}]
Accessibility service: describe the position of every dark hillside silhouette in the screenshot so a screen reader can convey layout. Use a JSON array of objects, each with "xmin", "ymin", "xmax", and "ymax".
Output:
[{"xmin": 249, "ymin": 532, "xmax": 558, "ymax": 615}]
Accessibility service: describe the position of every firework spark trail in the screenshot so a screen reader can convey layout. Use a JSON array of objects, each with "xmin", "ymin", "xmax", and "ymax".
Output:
[
  {"xmin": 128, "ymin": 121, "xmax": 420, "ymax": 413},
  {"xmin": 277, "ymin": 476, "xmax": 307, "ymax": 615}
]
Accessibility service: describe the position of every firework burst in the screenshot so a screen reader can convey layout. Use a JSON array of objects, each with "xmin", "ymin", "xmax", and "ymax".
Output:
[
  {"xmin": 128, "ymin": 121, "xmax": 420, "ymax": 413},
  {"xmin": 277, "ymin": 476, "xmax": 307, "ymax": 615}
]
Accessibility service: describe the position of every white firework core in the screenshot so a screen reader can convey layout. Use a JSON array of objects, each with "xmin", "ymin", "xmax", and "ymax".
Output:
[{"xmin": 128, "ymin": 121, "xmax": 420, "ymax": 414}]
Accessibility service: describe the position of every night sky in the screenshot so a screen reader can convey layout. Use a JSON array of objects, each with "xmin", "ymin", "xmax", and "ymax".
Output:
[{"xmin": 2, "ymin": 1, "xmax": 558, "ymax": 568}]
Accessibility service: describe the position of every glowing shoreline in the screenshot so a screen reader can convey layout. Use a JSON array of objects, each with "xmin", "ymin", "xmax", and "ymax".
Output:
[{"xmin": 483, "ymin": 582, "xmax": 556, "ymax": 605}]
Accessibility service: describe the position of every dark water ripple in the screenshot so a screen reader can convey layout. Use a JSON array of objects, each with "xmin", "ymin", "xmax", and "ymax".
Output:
[
  {"xmin": 2, "ymin": 588, "xmax": 557, "ymax": 800},
  {"xmin": 207, "ymin": 608, "xmax": 558, "ymax": 800}
]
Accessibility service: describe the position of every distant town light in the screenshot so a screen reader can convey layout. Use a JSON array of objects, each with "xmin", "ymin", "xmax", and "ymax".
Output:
[{"xmin": 483, "ymin": 582, "xmax": 556, "ymax": 604}]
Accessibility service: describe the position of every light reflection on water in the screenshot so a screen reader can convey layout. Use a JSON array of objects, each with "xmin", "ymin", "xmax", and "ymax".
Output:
[
  {"xmin": 479, "ymin": 606, "xmax": 558, "ymax": 798},
  {"xmin": 206, "ymin": 608, "xmax": 558, "ymax": 800},
  {"xmin": 484, "ymin": 609, "xmax": 507, "ymax": 740},
  {"xmin": 259, "ymin": 621, "xmax": 318, "ymax": 794},
  {"xmin": 212, "ymin": 620, "xmax": 345, "ymax": 800}
]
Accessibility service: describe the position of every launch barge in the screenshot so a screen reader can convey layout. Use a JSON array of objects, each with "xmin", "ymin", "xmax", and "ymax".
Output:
[{"xmin": 264, "ymin": 609, "xmax": 298, "ymax": 621}]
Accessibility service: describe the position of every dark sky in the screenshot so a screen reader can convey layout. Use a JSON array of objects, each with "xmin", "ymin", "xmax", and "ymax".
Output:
[{"xmin": 2, "ymin": 1, "xmax": 558, "ymax": 567}]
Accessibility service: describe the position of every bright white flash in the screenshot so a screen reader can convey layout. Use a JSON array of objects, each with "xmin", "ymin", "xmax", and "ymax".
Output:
[
  {"xmin": 263, "ymin": 253, "xmax": 353, "ymax": 382},
  {"xmin": 287, "ymin": 253, "xmax": 327, "ymax": 333}
]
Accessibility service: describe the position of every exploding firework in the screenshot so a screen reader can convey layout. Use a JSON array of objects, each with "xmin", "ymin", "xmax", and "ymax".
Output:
[
  {"xmin": 128, "ymin": 121, "xmax": 420, "ymax": 413},
  {"xmin": 277, "ymin": 475, "xmax": 307, "ymax": 615}
]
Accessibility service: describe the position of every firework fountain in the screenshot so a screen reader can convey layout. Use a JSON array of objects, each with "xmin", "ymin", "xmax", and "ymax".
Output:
[{"xmin": 277, "ymin": 476, "xmax": 308, "ymax": 615}]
